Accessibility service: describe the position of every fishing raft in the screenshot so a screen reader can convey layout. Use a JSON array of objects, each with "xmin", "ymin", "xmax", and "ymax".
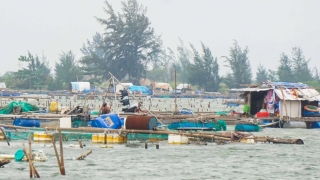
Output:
[{"xmin": 0, "ymin": 123, "xmax": 304, "ymax": 145}]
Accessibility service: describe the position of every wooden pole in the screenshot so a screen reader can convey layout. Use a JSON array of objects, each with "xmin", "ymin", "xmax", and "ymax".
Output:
[
  {"xmin": 78, "ymin": 139, "xmax": 83, "ymax": 148},
  {"xmin": 174, "ymin": 68, "xmax": 177, "ymax": 112},
  {"xmin": 52, "ymin": 136, "xmax": 62, "ymax": 174},
  {"xmin": 28, "ymin": 136, "xmax": 32, "ymax": 178},
  {"xmin": 0, "ymin": 127, "xmax": 10, "ymax": 146},
  {"xmin": 23, "ymin": 144, "xmax": 40, "ymax": 178},
  {"xmin": 280, "ymin": 86, "xmax": 288, "ymax": 121},
  {"xmin": 76, "ymin": 150, "xmax": 92, "ymax": 160},
  {"xmin": 104, "ymin": 132, "xmax": 107, "ymax": 144},
  {"xmin": 58, "ymin": 129, "xmax": 66, "ymax": 175}
]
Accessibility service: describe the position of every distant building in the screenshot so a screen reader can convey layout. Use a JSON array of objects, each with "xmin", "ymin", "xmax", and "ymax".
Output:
[
  {"xmin": 69, "ymin": 82, "xmax": 90, "ymax": 93},
  {"xmin": 0, "ymin": 82, "xmax": 6, "ymax": 89}
]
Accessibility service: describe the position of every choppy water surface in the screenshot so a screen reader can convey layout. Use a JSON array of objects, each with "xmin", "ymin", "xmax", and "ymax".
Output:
[{"xmin": 1, "ymin": 127, "xmax": 320, "ymax": 180}]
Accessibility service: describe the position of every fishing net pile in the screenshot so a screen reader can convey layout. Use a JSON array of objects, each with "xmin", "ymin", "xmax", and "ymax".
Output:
[{"xmin": 0, "ymin": 101, "xmax": 39, "ymax": 114}]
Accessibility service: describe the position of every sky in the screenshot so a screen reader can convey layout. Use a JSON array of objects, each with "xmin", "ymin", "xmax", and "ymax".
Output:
[{"xmin": 1, "ymin": 0, "xmax": 320, "ymax": 78}]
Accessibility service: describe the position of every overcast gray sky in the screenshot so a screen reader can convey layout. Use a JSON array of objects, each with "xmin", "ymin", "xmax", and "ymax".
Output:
[{"xmin": 1, "ymin": 0, "xmax": 320, "ymax": 77}]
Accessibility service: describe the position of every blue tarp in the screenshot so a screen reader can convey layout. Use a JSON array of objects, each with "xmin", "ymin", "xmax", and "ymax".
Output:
[
  {"xmin": 270, "ymin": 82, "xmax": 309, "ymax": 89},
  {"xmin": 129, "ymin": 86, "xmax": 151, "ymax": 95}
]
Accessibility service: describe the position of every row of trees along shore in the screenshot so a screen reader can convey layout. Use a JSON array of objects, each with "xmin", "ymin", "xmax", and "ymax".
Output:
[{"xmin": 1, "ymin": 0, "xmax": 320, "ymax": 92}]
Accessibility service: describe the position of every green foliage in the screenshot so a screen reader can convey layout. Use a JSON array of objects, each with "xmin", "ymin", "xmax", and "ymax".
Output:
[
  {"xmin": 80, "ymin": 32, "xmax": 107, "ymax": 84},
  {"xmin": 277, "ymin": 47, "xmax": 314, "ymax": 83},
  {"xmin": 304, "ymin": 80, "xmax": 320, "ymax": 89},
  {"xmin": 221, "ymin": 73, "xmax": 233, "ymax": 89},
  {"xmin": 147, "ymin": 47, "xmax": 177, "ymax": 82},
  {"xmin": 176, "ymin": 39, "xmax": 191, "ymax": 83},
  {"xmin": 277, "ymin": 53, "xmax": 293, "ymax": 82},
  {"xmin": 55, "ymin": 51, "xmax": 82, "ymax": 90},
  {"xmin": 255, "ymin": 63, "xmax": 268, "ymax": 83},
  {"xmin": 187, "ymin": 43, "xmax": 220, "ymax": 91},
  {"xmin": 0, "ymin": 71, "xmax": 19, "ymax": 88},
  {"xmin": 267, "ymin": 69, "xmax": 278, "ymax": 82},
  {"xmin": 146, "ymin": 67, "xmax": 170, "ymax": 82},
  {"xmin": 291, "ymin": 47, "xmax": 313, "ymax": 82},
  {"xmin": 218, "ymin": 83, "xmax": 229, "ymax": 93},
  {"xmin": 223, "ymin": 40, "xmax": 252, "ymax": 88},
  {"xmin": 15, "ymin": 52, "xmax": 51, "ymax": 89},
  {"xmin": 80, "ymin": 0, "xmax": 162, "ymax": 85}
]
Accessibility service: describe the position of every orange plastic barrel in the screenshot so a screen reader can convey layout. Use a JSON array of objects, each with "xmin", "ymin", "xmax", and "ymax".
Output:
[{"xmin": 125, "ymin": 116, "xmax": 158, "ymax": 130}]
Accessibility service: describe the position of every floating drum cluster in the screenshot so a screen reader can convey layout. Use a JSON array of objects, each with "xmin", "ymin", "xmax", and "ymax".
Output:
[
  {"xmin": 92, "ymin": 133, "xmax": 127, "ymax": 144},
  {"xmin": 33, "ymin": 132, "xmax": 53, "ymax": 143},
  {"xmin": 168, "ymin": 134, "xmax": 189, "ymax": 144}
]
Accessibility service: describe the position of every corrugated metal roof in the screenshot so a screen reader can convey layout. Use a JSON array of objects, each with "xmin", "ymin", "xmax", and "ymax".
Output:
[
  {"xmin": 274, "ymin": 88, "xmax": 320, "ymax": 101},
  {"xmin": 230, "ymin": 88, "xmax": 271, "ymax": 92}
]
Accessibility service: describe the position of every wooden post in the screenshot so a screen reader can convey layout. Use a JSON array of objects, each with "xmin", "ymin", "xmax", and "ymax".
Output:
[
  {"xmin": 0, "ymin": 126, "xmax": 10, "ymax": 146},
  {"xmin": 52, "ymin": 136, "xmax": 62, "ymax": 174},
  {"xmin": 78, "ymin": 139, "xmax": 83, "ymax": 148},
  {"xmin": 104, "ymin": 132, "xmax": 107, "ymax": 144},
  {"xmin": 58, "ymin": 129, "xmax": 66, "ymax": 175},
  {"xmin": 76, "ymin": 150, "xmax": 92, "ymax": 160},
  {"xmin": 28, "ymin": 136, "xmax": 32, "ymax": 178},
  {"xmin": 280, "ymin": 86, "xmax": 288, "ymax": 121},
  {"xmin": 23, "ymin": 144, "xmax": 40, "ymax": 178},
  {"xmin": 174, "ymin": 68, "xmax": 177, "ymax": 112}
]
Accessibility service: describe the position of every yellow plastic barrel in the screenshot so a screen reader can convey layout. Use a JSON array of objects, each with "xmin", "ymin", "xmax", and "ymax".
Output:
[
  {"xmin": 92, "ymin": 133, "xmax": 127, "ymax": 144},
  {"xmin": 50, "ymin": 102, "xmax": 58, "ymax": 112},
  {"xmin": 33, "ymin": 132, "xmax": 53, "ymax": 142}
]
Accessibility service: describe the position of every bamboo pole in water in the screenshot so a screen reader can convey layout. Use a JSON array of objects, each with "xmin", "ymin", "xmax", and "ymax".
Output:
[
  {"xmin": 23, "ymin": 144, "xmax": 40, "ymax": 178},
  {"xmin": 28, "ymin": 136, "xmax": 32, "ymax": 178},
  {"xmin": 0, "ymin": 126, "xmax": 10, "ymax": 146},
  {"xmin": 174, "ymin": 68, "xmax": 177, "ymax": 112},
  {"xmin": 52, "ymin": 136, "xmax": 62, "ymax": 175},
  {"xmin": 58, "ymin": 129, "xmax": 66, "ymax": 175},
  {"xmin": 76, "ymin": 150, "xmax": 92, "ymax": 160},
  {"xmin": 78, "ymin": 139, "xmax": 83, "ymax": 148}
]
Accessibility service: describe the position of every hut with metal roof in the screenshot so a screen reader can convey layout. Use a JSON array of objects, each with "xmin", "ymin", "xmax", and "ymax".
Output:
[{"xmin": 230, "ymin": 82, "xmax": 320, "ymax": 128}]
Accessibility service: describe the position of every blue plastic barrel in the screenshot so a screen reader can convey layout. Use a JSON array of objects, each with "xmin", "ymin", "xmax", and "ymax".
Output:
[
  {"xmin": 13, "ymin": 118, "xmax": 40, "ymax": 127},
  {"xmin": 90, "ymin": 113, "xmax": 122, "ymax": 129}
]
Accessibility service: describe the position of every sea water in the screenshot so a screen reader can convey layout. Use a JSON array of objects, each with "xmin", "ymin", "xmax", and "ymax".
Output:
[{"xmin": 0, "ymin": 127, "xmax": 319, "ymax": 180}]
